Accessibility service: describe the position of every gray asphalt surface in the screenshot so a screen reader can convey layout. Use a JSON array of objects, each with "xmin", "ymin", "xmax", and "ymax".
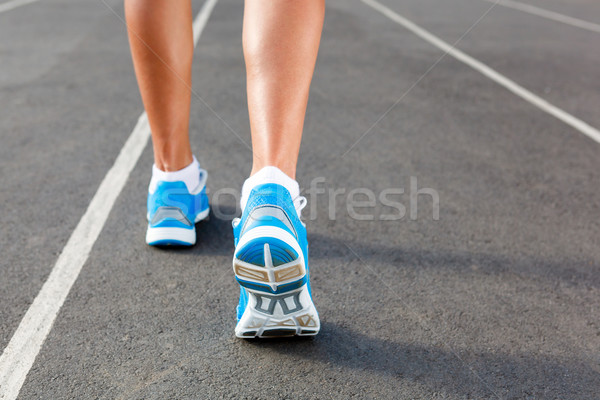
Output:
[{"xmin": 1, "ymin": 0, "xmax": 599, "ymax": 398}]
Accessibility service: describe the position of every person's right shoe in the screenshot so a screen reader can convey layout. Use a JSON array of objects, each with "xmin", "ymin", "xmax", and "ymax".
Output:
[
  {"xmin": 146, "ymin": 167, "xmax": 209, "ymax": 246},
  {"xmin": 232, "ymin": 183, "xmax": 320, "ymax": 338}
]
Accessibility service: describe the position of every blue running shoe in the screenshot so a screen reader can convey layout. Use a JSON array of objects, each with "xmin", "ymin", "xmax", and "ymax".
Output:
[
  {"xmin": 146, "ymin": 168, "xmax": 209, "ymax": 246},
  {"xmin": 232, "ymin": 183, "xmax": 320, "ymax": 338}
]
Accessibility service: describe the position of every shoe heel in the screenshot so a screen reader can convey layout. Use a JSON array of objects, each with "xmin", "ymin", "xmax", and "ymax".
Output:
[
  {"xmin": 233, "ymin": 228, "xmax": 320, "ymax": 338},
  {"xmin": 234, "ymin": 286, "xmax": 320, "ymax": 338},
  {"xmin": 146, "ymin": 226, "xmax": 196, "ymax": 246},
  {"xmin": 234, "ymin": 235, "xmax": 306, "ymax": 294}
]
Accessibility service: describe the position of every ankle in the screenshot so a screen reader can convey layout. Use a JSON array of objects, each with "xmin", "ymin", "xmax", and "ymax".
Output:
[
  {"xmin": 241, "ymin": 166, "xmax": 299, "ymax": 210},
  {"xmin": 149, "ymin": 156, "xmax": 201, "ymax": 193},
  {"xmin": 251, "ymin": 160, "xmax": 296, "ymax": 180},
  {"xmin": 154, "ymin": 154, "xmax": 194, "ymax": 172}
]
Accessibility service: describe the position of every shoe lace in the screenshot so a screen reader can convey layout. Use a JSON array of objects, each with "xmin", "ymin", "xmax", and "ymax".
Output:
[{"xmin": 293, "ymin": 195, "xmax": 307, "ymax": 217}]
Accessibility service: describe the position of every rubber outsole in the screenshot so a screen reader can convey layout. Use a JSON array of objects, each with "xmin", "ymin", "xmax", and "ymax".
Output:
[
  {"xmin": 234, "ymin": 285, "xmax": 320, "ymax": 338},
  {"xmin": 233, "ymin": 226, "xmax": 320, "ymax": 338}
]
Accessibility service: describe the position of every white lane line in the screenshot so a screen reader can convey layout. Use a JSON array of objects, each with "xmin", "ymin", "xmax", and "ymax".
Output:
[
  {"xmin": 480, "ymin": 0, "xmax": 600, "ymax": 34},
  {"xmin": 193, "ymin": 0, "xmax": 217, "ymax": 44},
  {"xmin": 361, "ymin": 0, "xmax": 600, "ymax": 145},
  {"xmin": 0, "ymin": 0, "xmax": 39, "ymax": 14},
  {"xmin": 0, "ymin": 1, "xmax": 218, "ymax": 399}
]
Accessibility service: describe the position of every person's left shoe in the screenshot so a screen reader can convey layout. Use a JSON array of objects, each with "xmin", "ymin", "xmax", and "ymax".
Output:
[
  {"xmin": 146, "ymin": 167, "xmax": 209, "ymax": 246},
  {"xmin": 232, "ymin": 183, "xmax": 320, "ymax": 338}
]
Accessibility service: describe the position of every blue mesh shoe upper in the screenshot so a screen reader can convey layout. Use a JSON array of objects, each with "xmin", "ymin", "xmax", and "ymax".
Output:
[{"xmin": 147, "ymin": 181, "xmax": 209, "ymax": 230}]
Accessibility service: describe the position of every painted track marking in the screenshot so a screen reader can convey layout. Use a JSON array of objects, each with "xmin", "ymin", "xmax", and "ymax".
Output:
[
  {"xmin": 361, "ymin": 0, "xmax": 600, "ymax": 144},
  {"xmin": 0, "ymin": 0, "xmax": 40, "ymax": 14},
  {"xmin": 0, "ymin": 1, "xmax": 219, "ymax": 399},
  {"xmin": 480, "ymin": 0, "xmax": 600, "ymax": 34}
]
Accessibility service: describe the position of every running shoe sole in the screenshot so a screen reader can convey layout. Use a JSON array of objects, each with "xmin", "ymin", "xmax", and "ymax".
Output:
[{"xmin": 233, "ymin": 225, "xmax": 320, "ymax": 338}]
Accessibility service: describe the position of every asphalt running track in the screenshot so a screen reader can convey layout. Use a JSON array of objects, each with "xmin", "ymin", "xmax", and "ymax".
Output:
[{"xmin": 1, "ymin": 0, "xmax": 599, "ymax": 398}]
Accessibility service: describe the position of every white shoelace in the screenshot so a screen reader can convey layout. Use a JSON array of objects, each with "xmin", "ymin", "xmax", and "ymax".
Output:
[{"xmin": 293, "ymin": 195, "xmax": 307, "ymax": 216}]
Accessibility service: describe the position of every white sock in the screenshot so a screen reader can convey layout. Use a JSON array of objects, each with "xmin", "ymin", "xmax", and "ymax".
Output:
[
  {"xmin": 240, "ymin": 166, "xmax": 299, "ymax": 211},
  {"xmin": 149, "ymin": 156, "xmax": 201, "ymax": 194}
]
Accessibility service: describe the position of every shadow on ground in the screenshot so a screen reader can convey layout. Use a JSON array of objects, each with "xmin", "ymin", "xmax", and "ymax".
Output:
[
  {"xmin": 141, "ymin": 205, "xmax": 599, "ymax": 398},
  {"xmin": 241, "ymin": 322, "xmax": 599, "ymax": 399}
]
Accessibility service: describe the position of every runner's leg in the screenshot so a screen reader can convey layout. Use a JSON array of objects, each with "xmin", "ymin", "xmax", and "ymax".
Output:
[
  {"xmin": 243, "ymin": 0, "xmax": 325, "ymax": 178},
  {"xmin": 125, "ymin": 0, "xmax": 194, "ymax": 171}
]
